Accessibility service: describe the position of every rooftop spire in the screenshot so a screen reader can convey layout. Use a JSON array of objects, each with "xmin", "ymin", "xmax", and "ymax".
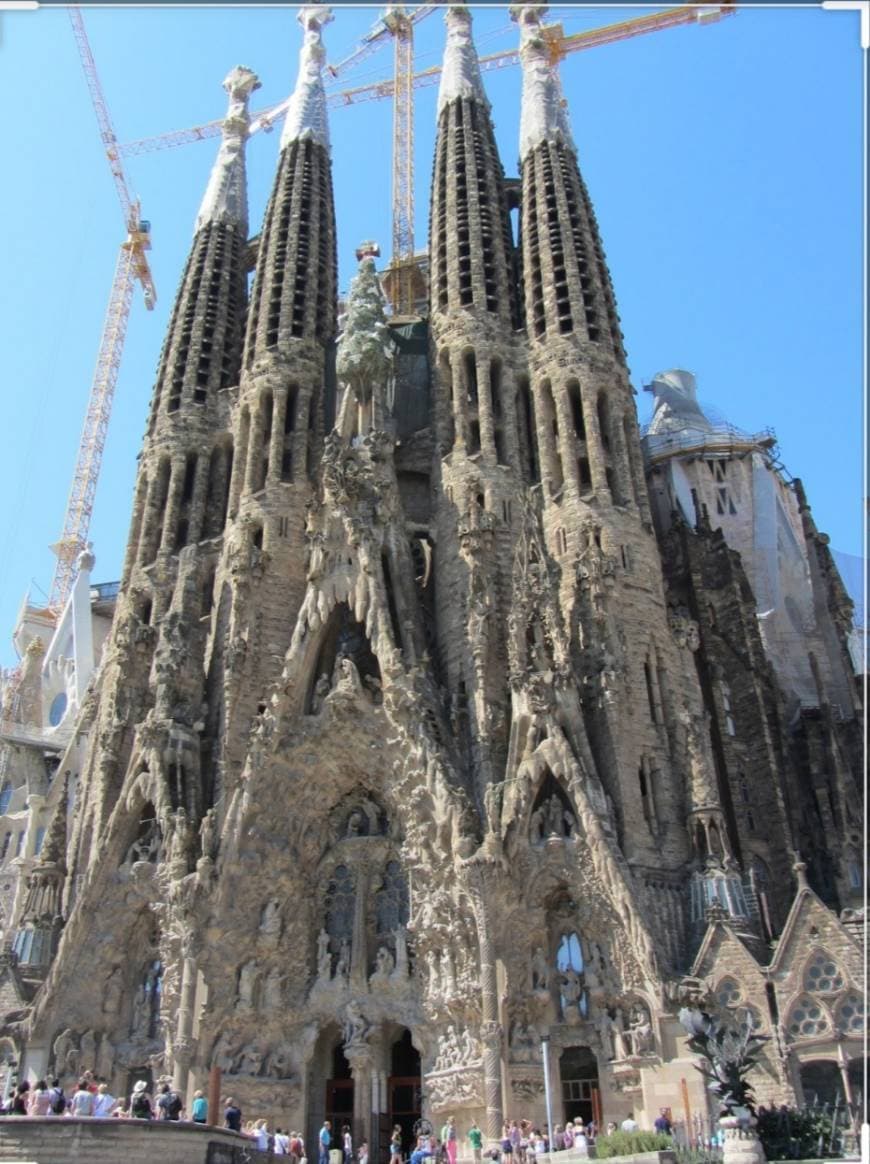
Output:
[
  {"xmin": 281, "ymin": 6, "xmax": 333, "ymax": 151},
  {"xmin": 195, "ymin": 66, "xmax": 260, "ymax": 235},
  {"xmin": 511, "ymin": 4, "xmax": 576, "ymax": 161},
  {"xmin": 437, "ymin": 6, "xmax": 488, "ymax": 115}
]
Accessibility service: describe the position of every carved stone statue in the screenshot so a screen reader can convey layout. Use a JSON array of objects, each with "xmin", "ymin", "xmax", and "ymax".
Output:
[
  {"xmin": 317, "ymin": 928, "xmax": 332, "ymax": 980},
  {"xmin": 199, "ymin": 808, "xmax": 217, "ymax": 860},
  {"xmin": 263, "ymin": 967, "xmax": 284, "ymax": 1012},
  {"xmin": 260, "ymin": 899, "xmax": 282, "ymax": 942},
  {"xmin": 79, "ymin": 1029, "xmax": 97, "ymax": 1073},
  {"xmin": 343, "ymin": 1000, "xmax": 369, "ymax": 1047},
  {"xmin": 237, "ymin": 960, "xmax": 258, "ymax": 1010},
  {"xmin": 334, "ymin": 655, "xmax": 363, "ymax": 695},
  {"xmin": 372, "ymin": 945, "xmax": 394, "ymax": 980},
  {"xmin": 335, "ymin": 938, "xmax": 350, "ymax": 980},
  {"xmin": 52, "ymin": 1029, "xmax": 74, "ymax": 1076},
  {"xmin": 102, "ymin": 966, "xmax": 123, "ymax": 1015},
  {"xmin": 628, "ymin": 1004, "xmax": 655, "ymax": 1055},
  {"xmin": 530, "ymin": 806, "xmax": 546, "ymax": 844},
  {"xmin": 237, "ymin": 1042, "xmax": 265, "ymax": 1076},
  {"xmin": 531, "ymin": 946, "xmax": 550, "ymax": 992}
]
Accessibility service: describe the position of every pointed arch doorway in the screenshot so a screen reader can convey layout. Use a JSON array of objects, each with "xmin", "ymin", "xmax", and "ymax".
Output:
[
  {"xmin": 326, "ymin": 1042, "xmax": 354, "ymax": 1139},
  {"xmin": 387, "ymin": 1030, "xmax": 421, "ymax": 1159},
  {"xmin": 559, "ymin": 1046, "xmax": 600, "ymax": 1128}
]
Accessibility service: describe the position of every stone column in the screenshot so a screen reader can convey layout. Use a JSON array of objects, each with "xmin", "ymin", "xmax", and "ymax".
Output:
[
  {"xmin": 172, "ymin": 952, "xmax": 197, "ymax": 1093},
  {"xmin": 345, "ymin": 1042, "xmax": 374, "ymax": 1156},
  {"xmin": 467, "ymin": 863, "xmax": 503, "ymax": 1142}
]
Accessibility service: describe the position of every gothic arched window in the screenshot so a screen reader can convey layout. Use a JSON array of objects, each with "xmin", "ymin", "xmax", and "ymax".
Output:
[
  {"xmin": 325, "ymin": 864, "xmax": 356, "ymax": 949},
  {"xmin": 376, "ymin": 860, "xmax": 409, "ymax": 939},
  {"xmin": 803, "ymin": 951, "xmax": 845, "ymax": 994},
  {"xmin": 556, "ymin": 931, "xmax": 587, "ymax": 1019}
]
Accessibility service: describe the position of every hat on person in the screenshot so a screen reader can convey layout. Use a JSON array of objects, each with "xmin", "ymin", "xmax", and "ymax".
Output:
[{"xmin": 133, "ymin": 1080, "xmax": 147, "ymax": 1093}]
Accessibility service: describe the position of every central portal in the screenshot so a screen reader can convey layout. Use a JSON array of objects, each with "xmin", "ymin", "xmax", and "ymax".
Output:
[
  {"xmin": 559, "ymin": 1046, "xmax": 600, "ymax": 1128},
  {"xmin": 326, "ymin": 1043, "xmax": 354, "ymax": 1137},
  {"xmin": 387, "ymin": 1031, "xmax": 421, "ymax": 1158}
]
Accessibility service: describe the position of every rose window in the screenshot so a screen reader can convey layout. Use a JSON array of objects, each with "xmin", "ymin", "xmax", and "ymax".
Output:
[
  {"xmin": 804, "ymin": 952, "xmax": 844, "ymax": 994},
  {"xmin": 788, "ymin": 996, "xmax": 830, "ymax": 1039}
]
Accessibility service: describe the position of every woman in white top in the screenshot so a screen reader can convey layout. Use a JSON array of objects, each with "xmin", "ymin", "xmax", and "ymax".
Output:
[
  {"xmin": 69, "ymin": 1082, "xmax": 95, "ymax": 1117},
  {"xmin": 254, "ymin": 1119, "xmax": 270, "ymax": 1150},
  {"xmin": 92, "ymin": 1083, "xmax": 117, "ymax": 1118}
]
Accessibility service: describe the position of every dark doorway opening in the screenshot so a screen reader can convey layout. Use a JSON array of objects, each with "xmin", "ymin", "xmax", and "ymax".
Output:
[
  {"xmin": 560, "ymin": 1045, "xmax": 600, "ymax": 1128},
  {"xmin": 388, "ymin": 1031, "xmax": 421, "ymax": 1159},
  {"xmin": 326, "ymin": 1042, "xmax": 354, "ymax": 1143}
]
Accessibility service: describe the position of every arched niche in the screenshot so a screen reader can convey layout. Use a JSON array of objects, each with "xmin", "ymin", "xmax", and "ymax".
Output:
[
  {"xmin": 529, "ymin": 772, "xmax": 577, "ymax": 845},
  {"xmin": 306, "ymin": 602, "xmax": 381, "ymax": 713}
]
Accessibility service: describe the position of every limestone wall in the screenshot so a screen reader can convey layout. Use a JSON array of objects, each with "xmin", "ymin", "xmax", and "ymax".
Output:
[{"xmin": 0, "ymin": 1117, "xmax": 272, "ymax": 1164}]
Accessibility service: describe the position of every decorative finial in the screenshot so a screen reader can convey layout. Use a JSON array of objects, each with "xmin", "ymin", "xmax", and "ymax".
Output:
[
  {"xmin": 194, "ymin": 65, "xmax": 260, "ymax": 234},
  {"xmin": 281, "ymin": 6, "xmax": 333, "ymax": 150},
  {"xmin": 512, "ymin": 4, "xmax": 576, "ymax": 161},
  {"xmin": 355, "ymin": 240, "xmax": 381, "ymax": 262},
  {"xmin": 791, "ymin": 852, "xmax": 810, "ymax": 890},
  {"xmin": 437, "ymin": 6, "xmax": 488, "ymax": 115}
]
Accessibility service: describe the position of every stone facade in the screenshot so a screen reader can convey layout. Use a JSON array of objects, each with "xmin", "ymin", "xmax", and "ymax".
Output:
[{"xmin": 0, "ymin": 3, "xmax": 863, "ymax": 1149}]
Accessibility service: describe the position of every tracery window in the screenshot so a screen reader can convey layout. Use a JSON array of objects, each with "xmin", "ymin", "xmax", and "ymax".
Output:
[
  {"xmin": 787, "ymin": 995, "xmax": 830, "ymax": 1040},
  {"xmin": 556, "ymin": 931, "xmax": 587, "ymax": 1019},
  {"xmin": 325, "ymin": 864, "xmax": 356, "ymax": 949},
  {"xmin": 375, "ymin": 860, "xmax": 409, "ymax": 938},
  {"xmin": 804, "ymin": 952, "xmax": 845, "ymax": 994},
  {"xmin": 836, "ymin": 992, "xmax": 865, "ymax": 1034},
  {"xmin": 716, "ymin": 977, "xmax": 742, "ymax": 1009},
  {"xmin": 0, "ymin": 784, "xmax": 11, "ymax": 815}
]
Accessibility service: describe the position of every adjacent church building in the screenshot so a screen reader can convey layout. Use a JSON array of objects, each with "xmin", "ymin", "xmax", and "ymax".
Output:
[{"xmin": 0, "ymin": 5, "xmax": 863, "ymax": 1145}]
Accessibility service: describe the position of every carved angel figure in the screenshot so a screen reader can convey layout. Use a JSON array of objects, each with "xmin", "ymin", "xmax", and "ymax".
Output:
[
  {"xmin": 343, "ymin": 1000, "xmax": 370, "ymax": 1046},
  {"xmin": 531, "ymin": 946, "xmax": 550, "ymax": 992}
]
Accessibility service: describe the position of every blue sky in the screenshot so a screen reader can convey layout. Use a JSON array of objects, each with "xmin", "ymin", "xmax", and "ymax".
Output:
[{"xmin": 0, "ymin": 3, "xmax": 864, "ymax": 667}]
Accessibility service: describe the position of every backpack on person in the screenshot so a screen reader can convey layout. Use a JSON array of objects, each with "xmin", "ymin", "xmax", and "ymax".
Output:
[
  {"xmin": 51, "ymin": 1088, "xmax": 67, "ymax": 1115},
  {"xmin": 131, "ymin": 1091, "xmax": 151, "ymax": 1118},
  {"xmin": 167, "ymin": 1090, "xmax": 183, "ymax": 1119}
]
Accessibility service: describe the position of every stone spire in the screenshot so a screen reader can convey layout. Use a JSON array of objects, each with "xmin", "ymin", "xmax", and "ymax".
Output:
[
  {"xmin": 512, "ymin": 5, "xmax": 575, "ymax": 161},
  {"xmin": 437, "ymin": 6, "xmax": 488, "ymax": 115},
  {"xmin": 195, "ymin": 66, "xmax": 260, "ymax": 235},
  {"xmin": 281, "ymin": 6, "xmax": 333, "ymax": 151}
]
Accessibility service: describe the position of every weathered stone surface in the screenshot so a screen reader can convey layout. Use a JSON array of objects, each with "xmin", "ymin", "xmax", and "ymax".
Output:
[{"xmin": 1, "ymin": 5, "xmax": 862, "ymax": 1151}]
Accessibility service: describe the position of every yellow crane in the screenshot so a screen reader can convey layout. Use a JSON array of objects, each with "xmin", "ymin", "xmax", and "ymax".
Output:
[{"xmin": 49, "ymin": 9, "xmax": 157, "ymax": 614}]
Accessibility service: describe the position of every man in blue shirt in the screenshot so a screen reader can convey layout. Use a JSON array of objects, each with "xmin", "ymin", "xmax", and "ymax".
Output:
[{"xmin": 320, "ymin": 1119, "xmax": 333, "ymax": 1164}]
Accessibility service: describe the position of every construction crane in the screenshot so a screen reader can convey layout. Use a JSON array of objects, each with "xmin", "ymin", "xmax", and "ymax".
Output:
[
  {"xmin": 48, "ymin": 9, "xmax": 157, "ymax": 614},
  {"xmin": 113, "ymin": 3, "xmax": 733, "ymax": 316}
]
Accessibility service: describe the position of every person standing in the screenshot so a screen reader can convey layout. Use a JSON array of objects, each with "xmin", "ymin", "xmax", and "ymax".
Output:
[
  {"xmin": 654, "ymin": 1109, "xmax": 672, "ymax": 1135},
  {"xmin": 440, "ymin": 1117, "xmax": 458, "ymax": 1164},
  {"xmin": 69, "ymin": 1080, "xmax": 95, "ymax": 1116},
  {"xmin": 92, "ymin": 1083, "xmax": 118, "ymax": 1118},
  {"xmin": 28, "ymin": 1080, "xmax": 52, "ymax": 1116},
  {"xmin": 191, "ymin": 1089, "xmax": 208, "ymax": 1124},
  {"xmin": 319, "ymin": 1118, "xmax": 333, "ymax": 1164},
  {"xmin": 620, "ymin": 1113, "xmax": 639, "ymax": 1133},
  {"xmin": 224, "ymin": 1096, "xmax": 242, "ymax": 1132},
  {"xmin": 467, "ymin": 1120, "xmax": 483, "ymax": 1164},
  {"xmin": 343, "ymin": 1122, "xmax": 354, "ymax": 1164},
  {"xmin": 156, "ymin": 1082, "xmax": 183, "ymax": 1121},
  {"xmin": 390, "ymin": 1122, "xmax": 404, "ymax": 1164},
  {"xmin": 129, "ymin": 1080, "xmax": 153, "ymax": 1120}
]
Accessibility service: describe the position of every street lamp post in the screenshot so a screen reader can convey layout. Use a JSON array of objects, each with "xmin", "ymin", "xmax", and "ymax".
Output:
[{"xmin": 541, "ymin": 1035, "xmax": 554, "ymax": 1157}]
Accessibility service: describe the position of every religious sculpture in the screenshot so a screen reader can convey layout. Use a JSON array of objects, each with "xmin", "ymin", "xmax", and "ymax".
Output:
[
  {"xmin": 343, "ymin": 1000, "xmax": 369, "ymax": 1047},
  {"xmin": 317, "ymin": 928, "xmax": 332, "ymax": 980},
  {"xmin": 531, "ymin": 946, "xmax": 550, "ymax": 992},
  {"xmin": 237, "ymin": 960, "xmax": 258, "ymax": 1010},
  {"xmin": 260, "ymin": 899, "xmax": 282, "ymax": 942}
]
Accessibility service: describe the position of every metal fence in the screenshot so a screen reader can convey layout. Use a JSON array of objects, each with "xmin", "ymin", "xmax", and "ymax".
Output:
[{"xmin": 670, "ymin": 1100, "xmax": 862, "ymax": 1163}]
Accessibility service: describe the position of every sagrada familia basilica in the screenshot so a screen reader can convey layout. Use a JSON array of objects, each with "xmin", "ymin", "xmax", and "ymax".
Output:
[{"xmin": 0, "ymin": 3, "xmax": 863, "ymax": 1147}]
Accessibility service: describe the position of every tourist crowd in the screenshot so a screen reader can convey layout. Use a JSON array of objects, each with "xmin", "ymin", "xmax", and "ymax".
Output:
[{"xmin": 2, "ymin": 1074, "xmax": 673, "ymax": 1161}]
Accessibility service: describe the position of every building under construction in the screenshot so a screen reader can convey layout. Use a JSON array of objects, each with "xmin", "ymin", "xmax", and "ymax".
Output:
[{"xmin": 0, "ymin": 3, "xmax": 864, "ymax": 1147}]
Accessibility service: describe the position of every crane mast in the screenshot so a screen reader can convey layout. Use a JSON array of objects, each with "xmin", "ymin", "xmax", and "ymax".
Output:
[
  {"xmin": 49, "ymin": 9, "xmax": 157, "ymax": 613},
  {"xmin": 385, "ymin": 6, "xmax": 416, "ymax": 316}
]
